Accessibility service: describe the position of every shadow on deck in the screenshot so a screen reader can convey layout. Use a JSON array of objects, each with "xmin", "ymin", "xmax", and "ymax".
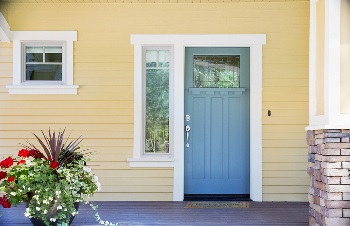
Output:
[{"xmin": 0, "ymin": 201, "xmax": 308, "ymax": 226}]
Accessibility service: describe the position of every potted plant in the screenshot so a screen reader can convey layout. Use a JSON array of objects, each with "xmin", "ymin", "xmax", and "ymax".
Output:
[{"xmin": 0, "ymin": 129, "xmax": 102, "ymax": 226}]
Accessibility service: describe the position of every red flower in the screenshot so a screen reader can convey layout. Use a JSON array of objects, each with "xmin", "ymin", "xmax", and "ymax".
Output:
[
  {"xmin": 17, "ymin": 159, "xmax": 26, "ymax": 165},
  {"xmin": 7, "ymin": 176, "xmax": 15, "ymax": 182},
  {"xmin": 50, "ymin": 161, "xmax": 59, "ymax": 169},
  {"xmin": 0, "ymin": 157, "xmax": 14, "ymax": 168},
  {"xmin": 18, "ymin": 149, "xmax": 30, "ymax": 157},
  {"xmin": 28, "ymin": 149, "xmax": 44, "ymax": 159},
  {"xmin": 0, "ymin": 196, "xmax": 11, "ymax": 208},
  {"xmin": 0, "ymin": 171, "xmax": 7, "ymax": 180}
]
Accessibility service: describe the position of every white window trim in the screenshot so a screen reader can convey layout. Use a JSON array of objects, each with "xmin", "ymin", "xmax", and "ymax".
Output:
[
  {"xmin": 130, "ymin": 34, "xmax": 266, "ymax": 202},
  {"xmin": 128, "ymin": 46, "xmax": 175, "ymax": 167},
  {"xmin": 6, "ymin": 31, "xmax": 79, "ymax": 94}
]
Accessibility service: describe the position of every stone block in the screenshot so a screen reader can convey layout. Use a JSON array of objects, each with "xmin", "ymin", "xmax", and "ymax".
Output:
[
  {"xmin": 325, "ymin": 132, "xmax": 349, "ymax": 138},
  {"xmin": 321, "ymin": 207, "xmax": 342, "ymax": 218},
  {"xmin": 325, "ymin": 143, "xmax": 350, "ymax": 149},
  {"xmin": 341, "ymin": 149, "xmax": 350, "ymax": 156},
  {"xmin": 308, "ymin": 154, "xmax": 315, "ymax": 162},
  {"xmin": 321, "ymin": 162, "xmax": 342, "ymax": 169},
  {"xmin": 343, "ymin": 162, "xmax": 350, "ymax": 168},
  {"xmin": 323, "ymin": 169, "xmax": 349, "ymax": 177},
  {"xmin": 314, "ymin": 169, "xmax": 322, "ymax": 181},
  {"xmin": 325, "ymin": 138, "xmax": 341, "ymax": 143},
  {"xmin": 325, "ymin": 217, "xmax": 350, "ymax": 225},
  {"xmin": 322, "ymin": 149, "xmax": 341, "ymax": 156},
  {"xmin": 342, "ymin": 137, "xmax": 350, "ymax": 143},
  {"xmin": 343, "ymin": 209, "xmax": 350, "ymax": 218},
  {"xmin": 324, "ymin": 192, "xmax": 343, "ymax": 201},
  {"xmin": 343, "ymin": 193, "xmax": 350, "ymax": 200},
  {"xmin": 316, "ymin": 133, "xmax": 325, "ymax": 139},
  {"xmin": 326, "ymin": 184, "xmax": 350, "ymax": 193},
  {"xmin": 341, "ymin": 177, "xmax": 350, "ymax": 184},
  {"xmin": 326, "ymin": 200, "xmax": 350, "ymax": 208},
  {"xmin": 309, "ymin": 146, "xmax": 318, "ymax": 154},
  {"xmin": 315, "ymin": 129, "xmax": 325, "ymax": 135},
  {"xmin": 323, "ymin": 156, "xmax": 350, "ymax": 162},
  {"xmin": 307, "ymin": 130, "xmax": 316, "ymax": 146},
  {"xmin": 309, "ymin": 216, "xmax": 320, "ymax": 226},
  {"xmin": 342, "ymin": 129, "xmax": 350, "ymax": 133},
  {"xmin": 316, "ymin": 161, "xmax": 321, "ymax": 170},
  {"xmin": 315, "ymin": 154, "xmax": 322, "ymax": 161},
  {"xmin": 325, "ymin": 129, "xmax": 342, "ymax": 133},
  {"xmin": 314, "ymin": 180, "xmax": 325, "ymax": 190},
  {"xmin": 315, "ymin": 139, "xmax": 324, "ymax": 145},
  {"xmin": 322, "ymin": 176, "xmax": 340, "ymax": 185}
]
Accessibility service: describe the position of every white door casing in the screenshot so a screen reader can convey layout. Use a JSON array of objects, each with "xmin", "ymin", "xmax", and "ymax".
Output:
[{"xmin": 130, "ymin": 34, "xmax": 266, "ymax": 201}]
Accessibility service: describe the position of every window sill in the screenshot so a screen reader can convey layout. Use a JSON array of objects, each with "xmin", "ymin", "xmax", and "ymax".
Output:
[
  {"xmin": 6, "ymin": 85, "xmax": 79, "ymax": 94},
  {"xmin": 127, "ymin": 157, "xmax": 174, "ymax": 168}
]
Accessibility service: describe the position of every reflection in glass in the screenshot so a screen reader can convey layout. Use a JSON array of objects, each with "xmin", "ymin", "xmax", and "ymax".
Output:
[
  {"xmin": 25, "ymin": 46, "xmax": 62, "ymax": 81},
  {"xmin": 193, "ymin": 55, "xmax": 240, "ymax": 88},
  {"xmin": 145, "ymin": 50, "xmax": 170, "ymax": 154}
]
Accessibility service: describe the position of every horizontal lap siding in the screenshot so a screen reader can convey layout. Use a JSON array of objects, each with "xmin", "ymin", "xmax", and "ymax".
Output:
[{"xmin": 0, "ymin": 1, "xmax": 309, "ymax": 201}]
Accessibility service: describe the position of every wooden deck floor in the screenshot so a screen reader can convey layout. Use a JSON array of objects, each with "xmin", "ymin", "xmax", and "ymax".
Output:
[{"xmin": 0, "ymin": 201, "xmax": 308, "ymax": 226}]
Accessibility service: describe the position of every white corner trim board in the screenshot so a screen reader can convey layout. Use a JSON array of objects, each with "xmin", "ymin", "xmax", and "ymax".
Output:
[
  {"xmin": 0, "ymin": 13, "xmax": 11, "ymax": 42},
  {"xmin": 130, "ymin": 34, "xmax": 266, "ymax": 202}
]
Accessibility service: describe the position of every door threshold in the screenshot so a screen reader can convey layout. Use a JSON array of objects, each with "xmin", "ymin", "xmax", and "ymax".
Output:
[{"xmin": 184, "ymin": 194, "xmax": 251, "ymax": 201}]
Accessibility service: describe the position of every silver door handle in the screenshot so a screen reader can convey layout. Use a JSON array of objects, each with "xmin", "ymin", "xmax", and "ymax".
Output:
[{"xmin": 185, "ymin": 125, "xmax": 190, "ymax": 148}]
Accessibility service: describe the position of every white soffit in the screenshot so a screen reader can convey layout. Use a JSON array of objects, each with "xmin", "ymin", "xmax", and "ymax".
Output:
[{"xmin": 0, "ymin": 12, "xmax": 11, "ymax": 42}]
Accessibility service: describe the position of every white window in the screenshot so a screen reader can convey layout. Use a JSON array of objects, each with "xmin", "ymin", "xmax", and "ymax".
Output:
[
  {"xmin": 6, "ymin": 31, "xmax": 78, "ymax": 94},
  {"xmin": 128, "ymin": 46, "xmax": 174, "ymax": 167}
]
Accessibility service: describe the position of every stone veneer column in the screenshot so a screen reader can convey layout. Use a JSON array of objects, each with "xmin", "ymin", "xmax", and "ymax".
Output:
[{"xmin": 307, "ymin": 129, "xmax": 350, "ymax": 226}]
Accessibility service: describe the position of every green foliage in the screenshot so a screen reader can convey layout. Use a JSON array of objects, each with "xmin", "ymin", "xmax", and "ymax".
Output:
[
  {"xmin": 145, "ymin": 69, "xmax": 170, "ymax": 153},
  {"xmin": 0, "ymin": 130, "xmax": 101, "ymax": 226}
]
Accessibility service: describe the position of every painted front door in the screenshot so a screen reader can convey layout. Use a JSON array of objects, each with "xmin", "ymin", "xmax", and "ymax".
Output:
[{"xmin": 184, "ymin": 47, "xmax": 250, "ymax": 195}]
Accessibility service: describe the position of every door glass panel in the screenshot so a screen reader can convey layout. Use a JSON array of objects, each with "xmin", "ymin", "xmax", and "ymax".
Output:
[
  {"xmin": 193, "ymin": 55, "xmax": 240, "ymax": 88},
  {"xmin": 145, "ymin": 50, "xmax": 170, "ymax": 154}
]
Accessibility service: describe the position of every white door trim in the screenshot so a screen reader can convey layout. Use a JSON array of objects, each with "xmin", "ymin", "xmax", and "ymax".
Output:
[{"xmin": 131, "ymin": 34, "xmax": 266, "ymax": 202}]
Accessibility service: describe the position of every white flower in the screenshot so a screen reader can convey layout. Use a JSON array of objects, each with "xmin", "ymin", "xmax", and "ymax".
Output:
[
  {"xmin": 43, "ymin": 209, "xmax": 48, "ymax": 214},
  {"xmin": 10, "ymin": 192, "xmax": 16, "ymax": 196},
  {"xmin": 43, "ymin": 199, "xmax": 49, "ymax": 204},
  {"xmin": 18, "ymin": 189, "xmax": 22, "ymax": 193},
  {"xmin": 36, "ymin": 207, "xmax": 40, "ymax": 211},
  {"xmin": 83, "ymin": 166, "xmax": 91, "ymax": 173},
  {"xmin": 93, "ymin": 175, "xmax": 99, "ymax": 182},
  {"xmin": 57, "ymin": 206, "xmax": 62, "ymax": 210},
  {"xmin": 50, "ymin": 218, "xmax": 56, "ymax": 222},
  {"xmin": 48, "ymin": 196, "xmax": 53, "ymax": 201},
  {"xmin": 24, "ymin": 208, "xmax": 30, "ymax": 217},
  {"xmin": 56, "ymin": 190, "xmax": 61, "ymax": 195}
]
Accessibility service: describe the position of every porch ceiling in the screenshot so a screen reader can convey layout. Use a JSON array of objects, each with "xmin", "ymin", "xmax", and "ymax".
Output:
[{"xmin": 0, "ymin": 0, "xmax": 309, "ymax": 3}]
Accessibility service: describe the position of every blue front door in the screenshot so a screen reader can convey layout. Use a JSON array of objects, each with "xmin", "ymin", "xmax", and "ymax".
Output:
[{"xmin": 184, "ymin": 47, "xmax": 250, "ymax": 195}]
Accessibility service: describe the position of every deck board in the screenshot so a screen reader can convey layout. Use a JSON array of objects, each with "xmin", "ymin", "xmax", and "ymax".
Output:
[{"xmin": 0, "ymin": 201, "xmax": 308, "ymax": 226}]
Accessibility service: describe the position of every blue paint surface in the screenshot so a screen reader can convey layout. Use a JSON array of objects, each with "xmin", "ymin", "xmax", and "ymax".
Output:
[{"xmin": 184, "ymin": 47, "xmax": 250, "ymax": 194}]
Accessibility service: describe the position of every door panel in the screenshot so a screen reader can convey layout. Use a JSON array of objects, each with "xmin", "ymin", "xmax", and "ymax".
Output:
[{"xmin": 184, "ymin": 47, "xmax": 250, "ymax": 195}]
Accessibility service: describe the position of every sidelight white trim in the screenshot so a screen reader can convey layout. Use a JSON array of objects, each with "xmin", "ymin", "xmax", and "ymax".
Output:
[{"xmin": 131, "ymin": 34, "xmax": 266, "ymax": 202}]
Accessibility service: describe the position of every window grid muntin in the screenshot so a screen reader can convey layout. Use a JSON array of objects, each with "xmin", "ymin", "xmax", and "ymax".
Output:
[{"xmin": 21, "ymin": 42, "xmax": 65, "ymax": 84}]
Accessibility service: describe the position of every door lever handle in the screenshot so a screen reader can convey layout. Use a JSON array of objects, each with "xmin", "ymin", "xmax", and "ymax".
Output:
[{"xmin": 185, "ymin": 125, "xmax": 190, "ymax": 148}]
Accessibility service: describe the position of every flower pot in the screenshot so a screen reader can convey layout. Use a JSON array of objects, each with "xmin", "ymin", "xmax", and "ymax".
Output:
[{"xmin": 26, "ymin": 194, "xmax": 80, "ymax": 226}]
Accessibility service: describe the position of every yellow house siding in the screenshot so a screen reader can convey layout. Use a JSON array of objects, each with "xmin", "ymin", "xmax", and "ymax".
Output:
[{"xmin": 0, "ymin": 1, "xmax": 309, "ymax": 201}]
